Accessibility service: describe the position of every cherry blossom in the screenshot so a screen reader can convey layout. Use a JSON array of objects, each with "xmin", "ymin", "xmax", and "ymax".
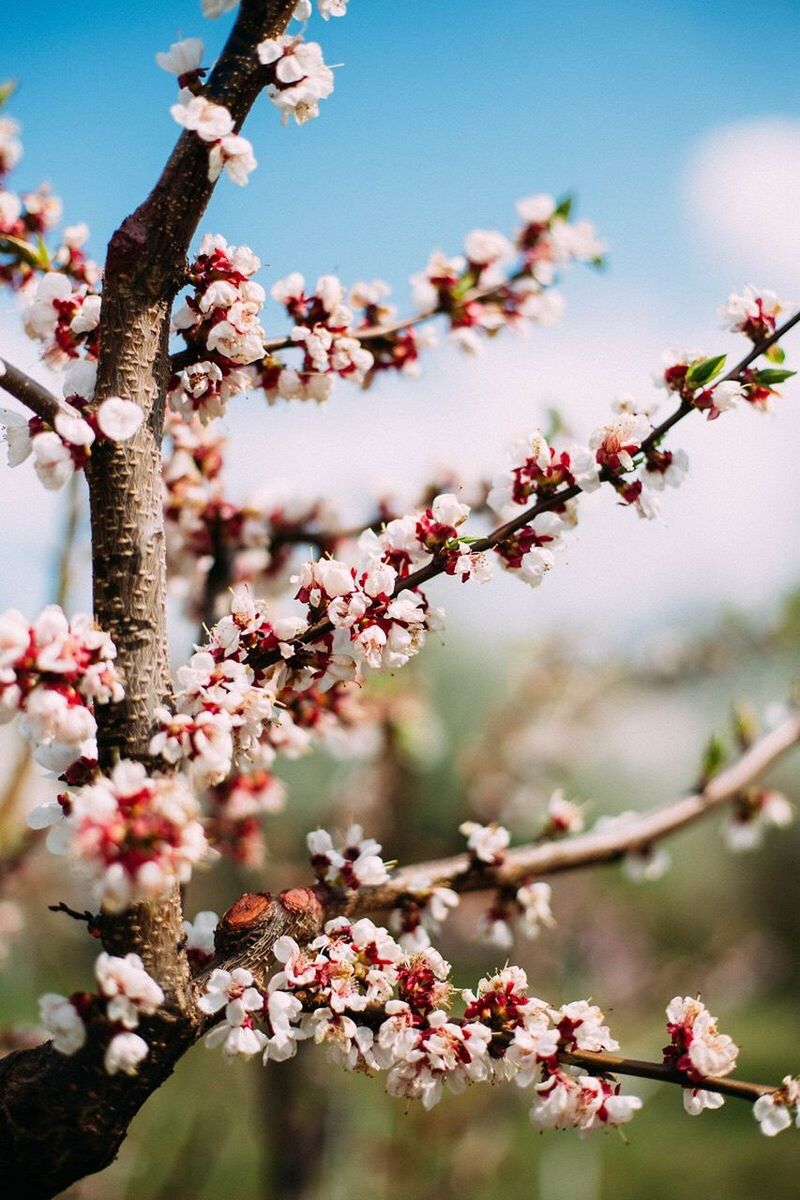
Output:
[
  {"xmin": 199, "ymin": 966, "xmax": 267, "ymax": 1058},
  {"xmin": 590, "ymin": 411, "xmax": 651, "ymax": 474},
  {"xmin": 543, "ymin": 789, "xmax": 585, "ymax": 836},
  {"xmin": 104, "ymin": 1031, "xmax": 150, "ymax": 1076},
  {"xmin": 460, "ymin": 819, "xmax": 510, "ymax": 864},
  {"xmin": 753, "ymin": 1078, "xmax": 800, "ymax": 1136},
  {"xmin": 719, "ymin": 286, "xmax": 782, "ymax": 341},
  {"xmin": 183, "ymin": 910, "xmax": 219, "ymax": 966},
  {"xmin": 95, "ymin": 952, "xmax": 165, "ymax": 1028},
  {"xmin": 256, "ymin": 36, "xmax": 335, "ymax": 125},
  {"xmin": 156, "ymin": 38, "xmax": 206, "ymax": 88},
  {"xmin": 308, "ymin": 823, "xmax": 390, "ymax": 889},
  {"xmin": 38, "ymin": 993, "xmax": 87, "ymax": 1055},
  {"xmin": 32, "ymin": 759, "xmax": 210, "ymax": 910}
]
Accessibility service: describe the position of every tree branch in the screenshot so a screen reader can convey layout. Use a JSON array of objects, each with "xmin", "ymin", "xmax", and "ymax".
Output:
[
  {"xmin": 202, "ymin": 708, "xmax": 800, "ymax": 984},
  {"xmin": 0, "ymin": 358, "xmax": 62, "ymax": 425},
  {"xmin": 352, "ymin": 709, "xmax": 800, "ymax": 910},
  {"xmin": 563, "ymin": 1048, "xmax": 775, "ymax": 1102},
  {"xmin": 246, "ymin": 308, "xmax": 800, "ymax": 675}
]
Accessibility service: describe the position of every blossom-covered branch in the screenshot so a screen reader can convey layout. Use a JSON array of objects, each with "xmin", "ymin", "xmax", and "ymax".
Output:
[
  {"xmin": 190, "ymin": 916, "xmax": 790, "ymax": 1133},
  {"xmin": 166, "ymin": 199, "xmax": 603, "ymax": 413},
  {"xmin": 240, "ymin": 304, "xmax": 800, "ymax": 676}
]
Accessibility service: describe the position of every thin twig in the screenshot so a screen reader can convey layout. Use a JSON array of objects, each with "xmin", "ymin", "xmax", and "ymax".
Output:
[
  {"xmin": 0, "ymin": 358, "xmax": 62, "ymax": 425},
  {"xmin": 248, "ymin": 309, "xmax": 800, "ymax": 672},
  {"xmin": 562, "ymin": 1049, "xmax": 775, "ymax": 1102}
]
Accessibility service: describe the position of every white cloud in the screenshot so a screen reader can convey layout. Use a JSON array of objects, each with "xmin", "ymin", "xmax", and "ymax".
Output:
[{"xmin": 684, "ymin": 117, "xmax": 800, "ymax": 291}]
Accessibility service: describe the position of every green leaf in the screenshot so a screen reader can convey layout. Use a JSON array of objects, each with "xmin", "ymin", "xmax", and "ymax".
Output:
[
  {"xmin": 765, "ymin": 344, "xmax": 785, "ymax": 364},
  {"xmin": 34, "ymin": 236, "xmax": 51, "ymax": 269},
  {"xmin": 0, "ymin": 80, "xmax": 17, "ymax": 110},
  {"xmin": 699, "ymin": 733, "xmax": 727, "ymax": 786},
  {"xmin": 685, "ymin": 354, "xmax": 727, "ymax": 389},
  {"xmin": 451, "ymin": 271, "xmax": 477, "ymax": 302},
  {"xmin": 755, "ymin": 368, "xmax": 796, "ymax": 386},
  {"xmin": 0, "ymin": 234, "xmax": 45, "ymax": 269},
  {"xmin": 553, "ymin": 194, "xmax": 574, "ymax": 221}
]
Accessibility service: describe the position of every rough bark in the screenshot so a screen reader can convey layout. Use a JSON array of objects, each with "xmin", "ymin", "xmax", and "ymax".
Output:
[{"xmin": 0, "ymin": 3, "xmax": 297, "ymax": 1196}]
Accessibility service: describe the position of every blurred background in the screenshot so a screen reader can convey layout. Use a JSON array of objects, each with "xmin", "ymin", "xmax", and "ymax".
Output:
[{"xmin": 1, "ymin": 0, "xmax": 800, "ymax": 1197}]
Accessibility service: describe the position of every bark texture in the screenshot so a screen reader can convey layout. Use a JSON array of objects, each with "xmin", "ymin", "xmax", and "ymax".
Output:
[{"xmin": 0, "ymin": 3, "xmax": 297, "ymax": 1196}]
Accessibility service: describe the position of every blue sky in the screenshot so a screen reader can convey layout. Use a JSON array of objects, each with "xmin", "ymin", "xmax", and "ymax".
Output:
[
  {"xmin": 3, "ymin": 0, "xmax": 799, "ymax": 315},
  {"xmin": 1, "ymin": 1, "xmax": 800, "ymax": 641}
]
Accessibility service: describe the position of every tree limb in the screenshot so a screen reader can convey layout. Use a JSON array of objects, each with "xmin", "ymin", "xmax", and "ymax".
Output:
[
  {"xmin": 0, "ymin": 358, "xmax": 62, "ymax": 424},
  {"xmin": 352, "ymin": 709, "xmax": 800, "ymax": 911},
  {"xmin": 203, "ymin": 709, "xmax": 800, "ymax": 981},
  {"xmin": 564, "ymin": 1049, "xmax": 775, "ymax": 1102},
  {"xmin": 244, "ymin": 309, "xmax": 800, "ymax": 675}
]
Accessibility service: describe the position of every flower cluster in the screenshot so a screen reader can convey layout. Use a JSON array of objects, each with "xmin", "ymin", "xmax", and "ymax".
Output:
[
  {"xmin": 270, "ymin": 272, "xmax": 374, "ymax": 402},
  {"xmin": 486, "ymin": 431, "xmax": 580, "ymax": 583},
  {"xmin": 664, "ymin": 996, "xmax": 739, "ymax": 1115},
  {"xmin": 21, "ymin": 272, "xmax": 101, "ymax": 366},
  {"xmin": 407, "ymin": 194, "xmax": 603, "ymax": 356},
  {"xmin": 1, "ymin": 389, "xmax": 142, "ymax": 491},
  {"xmin": 307, "ymin": 824, "xmax": 390, "ymax": 889},
  {"xmin": 169, "ymin": 234, "xmax": 265, "ymax": 420},
  {"xmin": 291, "ymin": 549, "xmax": 443, "ymax": 679},
  {"xmin": 477, "ymin": 880, "xmax": 556, "ymax": 950},
  {"xmin": 171, "ymin": 94, "xmax": 256, "ymax": 186},
  {"xmin": 205, "ymin": 939, "xmax": 642, "ymax": 1131},
  {"xmin": 0, "ymin": 605, "xmax": 122, "ymax": 771},
  {"xmin": 150, "ymin": 594, "xmax": 285, "ymax": 783},
  {"xmin": 39, "ymin": 951, "xmax": 164, "ymax": 1076},
  {"xmin": 168, "ymin": 199, "xmax": 603, "ymax": 412},
  {"xmin": 389, "ymin": 879, "xmax": 460, "ymax": 952},
  {"xmin": 28, "ymin": 759, "xmax": 210, "ymax": 910},
  {"xmin": 256, "ymin": 35, "xmax": 335, "ymax": 126}
]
